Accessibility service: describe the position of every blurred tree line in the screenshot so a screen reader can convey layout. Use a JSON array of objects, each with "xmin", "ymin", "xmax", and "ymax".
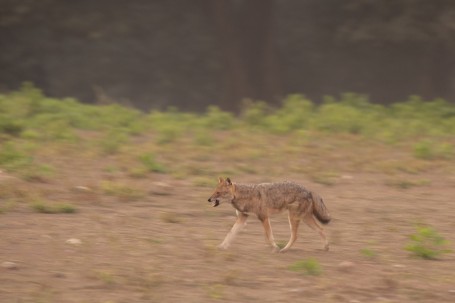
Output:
[{"xmin": 1, "ymin": 0, "xmax": 454, "ymax": 111}]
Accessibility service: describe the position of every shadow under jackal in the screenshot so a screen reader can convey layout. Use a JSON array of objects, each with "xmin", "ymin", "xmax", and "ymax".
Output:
[{"xmin": 208, "ymin": 177, "xmax": 331, "ymax": 252}]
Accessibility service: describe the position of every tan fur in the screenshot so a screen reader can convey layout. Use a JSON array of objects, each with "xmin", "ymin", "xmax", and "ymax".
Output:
[{"xmin": 208, "ymin": 177, "xmax": 331, "ymax": 252}]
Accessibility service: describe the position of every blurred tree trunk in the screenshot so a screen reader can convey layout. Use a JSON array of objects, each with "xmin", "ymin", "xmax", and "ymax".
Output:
[
  {"xmin": 209, "ymin": 0, "xmax": 281, "ymax": 111},
  {"xmin": 420, "ymin": 42, "xmax": 454, "ymax": 100}
]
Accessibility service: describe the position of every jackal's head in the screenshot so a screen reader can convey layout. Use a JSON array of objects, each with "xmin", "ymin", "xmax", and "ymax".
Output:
[{"xmin": 207, "ymin": 177, "xmax": 235, "ymax": 207}]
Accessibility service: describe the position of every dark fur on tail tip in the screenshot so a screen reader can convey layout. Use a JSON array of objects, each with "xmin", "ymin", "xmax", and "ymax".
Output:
[
  {"xmin": 310, "ymin": 192, "xmax": 331, "ymax": 225},
  {"xmin": 314, "ymin": 211, "xmax": 331, "ymax": 224}
]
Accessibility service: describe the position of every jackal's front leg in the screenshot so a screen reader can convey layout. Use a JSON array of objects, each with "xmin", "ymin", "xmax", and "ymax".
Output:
[{"xmin": 218, "ymin": 211, "xmax": 248, "ymax": 250}]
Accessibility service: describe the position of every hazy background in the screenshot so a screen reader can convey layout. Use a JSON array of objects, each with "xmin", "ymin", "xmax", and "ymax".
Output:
[
  {"xmin": 1, "ymin": 0, "xmax": 455, "ymax": 111},
  {"xmin": 1, "ymin": 2, "xmax": 455, "ymax": 302}
]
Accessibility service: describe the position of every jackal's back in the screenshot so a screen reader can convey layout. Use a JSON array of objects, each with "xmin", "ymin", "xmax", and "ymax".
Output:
[{"xmin": 251, "ymin": 181, "xmax": 311, "ymax": 209}]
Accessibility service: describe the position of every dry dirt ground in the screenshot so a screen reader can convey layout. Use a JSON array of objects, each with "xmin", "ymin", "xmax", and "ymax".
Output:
[{"xmin": 1, "ymin": 154, "xmax": 455, "ymax": 303}]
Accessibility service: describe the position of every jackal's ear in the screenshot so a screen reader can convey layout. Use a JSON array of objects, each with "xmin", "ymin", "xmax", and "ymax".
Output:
[
  {"xmin": 218, "ymin": 176, "xmax": 224, "ymax": 183},
  {"xmin": 226, "ymin": 177, "xmax": 232, "ymax": 185}
]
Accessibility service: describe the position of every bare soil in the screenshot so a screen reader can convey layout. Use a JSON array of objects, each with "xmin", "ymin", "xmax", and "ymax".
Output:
[{"xmin": 1, "ymin": 153, "xmax": 455, "ymax": 303}]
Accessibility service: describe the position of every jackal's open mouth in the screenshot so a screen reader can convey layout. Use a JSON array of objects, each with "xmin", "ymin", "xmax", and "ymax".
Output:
[{"xmin": 208, "ymin": 198, "xmax": 220, "ymax": 207}]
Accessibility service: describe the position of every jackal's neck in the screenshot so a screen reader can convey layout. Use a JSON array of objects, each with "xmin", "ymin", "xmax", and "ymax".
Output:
[
  {"xmin": 231, "ymin": 183, "xmax": 257, "ymax": 204},
  {"xmin": 233, "ymin": 182, "xmax": 254, "ymax": 194}
]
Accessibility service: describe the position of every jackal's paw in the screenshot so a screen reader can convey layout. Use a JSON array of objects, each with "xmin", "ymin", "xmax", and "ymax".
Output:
[
  {"xmin": 323, "ymin": 244, "xmax": 330, "ymax": 251},
  {"xmin": 278, "ymin": 248, "xmax": 288, "ymax": 253},
  {"xmin": 217, "ymin": 244, "xmax": 229, "ymax": 250},
  {"xmin": 272, "ymin": 246, "xmax": 281, "ymax": 253}
]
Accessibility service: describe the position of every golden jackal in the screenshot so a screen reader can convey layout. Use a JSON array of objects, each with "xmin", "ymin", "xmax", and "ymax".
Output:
[{"xmin": 208, "ymin": 177, "xmax": 331, "ymax": 252}]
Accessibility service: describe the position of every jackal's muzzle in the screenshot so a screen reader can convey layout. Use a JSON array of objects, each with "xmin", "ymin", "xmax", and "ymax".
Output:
[{"xmin": 208, "ymin": 198, "xmax": 220, "ymax": 207}]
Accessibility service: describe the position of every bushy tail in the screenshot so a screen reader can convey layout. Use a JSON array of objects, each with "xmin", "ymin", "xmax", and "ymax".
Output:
[{"xmin": 310, "ymin": 191, "xmax": 331, "ymax": 224}]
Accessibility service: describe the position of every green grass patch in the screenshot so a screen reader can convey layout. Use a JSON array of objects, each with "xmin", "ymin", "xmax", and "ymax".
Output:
[
  {"xmin": 100, "ymin": 181, "xmax": 144, "ymax": 201},
  {"xmin": 20, "ymin": 164, "xmax": 55, "ymax": 182},
  {"xmin": 1, "ymin": 84, "xmax": 455, "ymax": 183},
  {"xmin": 155, "ymin": 124, "xmax": 182, "ymax": 144},
  {"xmin": 193, "ymin": 129, "xmax": 215, "ymax": 146},
  {"xmin": 201, "ymin": 105, "xmax": 236, "ymax": 130},
  {"xmin": 207, "ymin": 283, "xmax": 224, "ymax": 300},
  {"xmin": 310, "ymin": 172, "xmax": 338, "ymax": 186},
  {"xmin": 235, "ymin": 164, "xmax": 258, "ymax": 174},
  {"xmin": 138, "ymin": 153, "xmax": 167, "ymax": 173},
  {"xmin": 128, "ymin": 166, "xmax": 149, "ymax": 178},
  {"xmin": 360, "ymin": 247, "xmax": 377, "ymax": 258},
  {"xmin": 192, "ymin": 177, "xmax": 216, "ymax": 188},
  {"xmin": 2, "ymin": 85, "xmax": 455, "ymax": 152},
  {"xmin": 103, "ymin": 165, "xmax": 121, "ymax": 174},
  {"xmin": 0, "ymin": 143, "xmax": 33, "ymax": 171},
  {"xmin": 1, "ymin": 84, "xmax": 455, "ymax": 143},
  {"xmin": 276, "ymin": 241, "xmax": 287, "ymax": 250},
  {"xmin": 0, "ymin": 143, "xmax": 54, "ymax": 181},
  {"xmin": 413, "ymin": 140, "xmax": 434, "ymax": 160},
  {"xmin": 99, "ymin": 130, "xmax": 129, "ymax": 155},
  {"xmin": 0, "ymin": 199, "xmax": 17, "ymax": 214},
  {"xmin": 405, "ymin": 225, "xmax": 451, "ymax": 260},
  {"xmin": 289, "ymin": 258, "xmax": 322, "ymax": 275},
  {"xmin": 413, "ymin": 140, "xmax": 454, "ymax": 160},
  {"xmin": 31, "ymin": 201, "xmax": 77, "ymax": 214},
  {"xmin": 94, "ymin": 270, "xmax": 116, "ymax": 285},
  {"xmin": 385, "ymin": 178, "xmax": 431, "ymax": 189},
  {"xmin": 0, "ymin": 117, "xmax": 24, "ymax": 137}
]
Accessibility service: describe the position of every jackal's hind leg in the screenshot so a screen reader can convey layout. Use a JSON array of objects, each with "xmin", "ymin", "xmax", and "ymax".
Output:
[
  {"xmin": 279, "ymin": 213, "xmax": 300, "ymax": 253},
  {"xmin": 260, "ymin": 217, "xmax": 280, "ymax": 252},
  {"xmin": 304, "ymin": 215, "xmax": 329, "ymax": 251},
  {"xmin": 218, "ymin": 211, "xmax": 248, "ymax": 250}
]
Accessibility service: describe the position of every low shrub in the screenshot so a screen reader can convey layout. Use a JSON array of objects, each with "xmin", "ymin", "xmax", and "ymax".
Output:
[
  {"xmin": 100, "ymin": 181, "xmax": 144, "ymax": 202},
  {"xmin": 289, "ymin": 258, "xmax": 322, "ymax": 275},
  {"xmin": 0, "ymin": 143, "xmax": 33, "ymax": 172},
  {"xmin": 139, "ymin": 153, "xmax": 167, "ymax": 173},
  {"xmin": 31, "ymin": 201, "xmax": 77, "ymax": 214},
  {"xmin": 405, "ymin": 225, "xmax": 451, "ymax": 260}
]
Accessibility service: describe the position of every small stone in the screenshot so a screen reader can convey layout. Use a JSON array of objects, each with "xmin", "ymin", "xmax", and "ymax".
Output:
[
  {"xmin": 149, "ymin": 182, "xmax": 172, "ymax": 196},
  {"xmin": 66, "ymin": 238, "xmax": 82, "ymax": 245},
  {"xmin": 73, "ymin": 186, "xmax": 91, "ymax": 192},
  {"xmin": 152, "ymin": 182, "xmax": 170, "ymax": 188},
  {"xmin": 338, "ymin": 261, "xmax": 355, "ymax": 272},
  {"xmin": 392, "ymin": 264, "xmax": 405, "ymax": 268},
  {"xmin": 52, "ymin": 272, "xmax": 66, "ymax": 278},
  {"xmin": 1, "ymin": 261, "xmax": 18, "ymax": 270},
  {"xmin": 289, "ymin": 288, "xmax": 305, "ymax": 293}
]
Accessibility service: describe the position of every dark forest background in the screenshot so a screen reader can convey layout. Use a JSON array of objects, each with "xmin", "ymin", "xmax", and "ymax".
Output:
[{"xmin": 1, "ymin": 0, "xmax": 455, "ymax": 111}]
